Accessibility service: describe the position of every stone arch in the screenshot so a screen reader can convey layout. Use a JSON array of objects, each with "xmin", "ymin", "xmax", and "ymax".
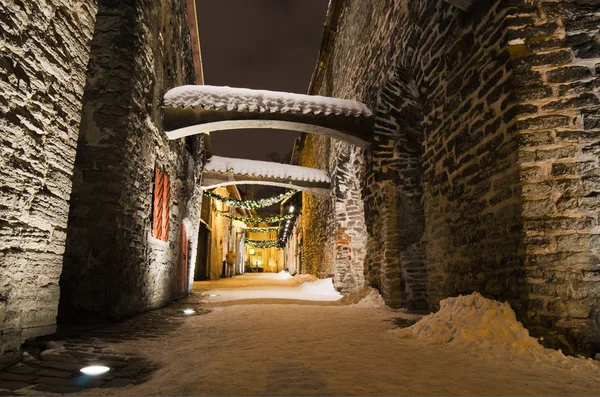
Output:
[{"xmin": 361, "ymin": 66, "xmax": 428, "ymax": 310}]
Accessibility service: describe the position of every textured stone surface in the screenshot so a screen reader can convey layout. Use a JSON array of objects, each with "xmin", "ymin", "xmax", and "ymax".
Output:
[
  {"xmin": 511, "ymin": 0, "xmax": 600, "ymax": 356},
  {"xmin": 60, "ymin": 0, "xmax": 204, "ymax": 321},
  {"xmin": 0, "ymin": 0, "xmax": 98, "ymax": 366},
  {"xmin": 299, "ymin": 0, "xmax": 600, "ymax": 355}
]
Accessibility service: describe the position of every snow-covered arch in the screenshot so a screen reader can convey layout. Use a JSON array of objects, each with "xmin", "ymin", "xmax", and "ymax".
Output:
[
  {"xmin": 163, "ymin": 85, "xmax": 374, "ymax": 149},
  {"xmin": 201, "ymin": 156, "xmax": 331, "ymax": 197}
]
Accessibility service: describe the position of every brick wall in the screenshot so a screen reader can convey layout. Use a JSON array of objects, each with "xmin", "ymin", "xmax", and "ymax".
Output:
[
  {"xmin": 0, "ymin": 0, "xmax": 98, "ymax": 366},
  {"xmin": 299, "ymin": 0, "xmax": 600, "ymax": 355},
  {"xmin": 60, "ymin": 0, "xmax": 204, "ymax": 321}
]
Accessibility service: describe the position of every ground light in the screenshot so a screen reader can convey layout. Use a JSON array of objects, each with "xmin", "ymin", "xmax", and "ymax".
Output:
[
  {"xmin": 183, "ymin": 309, "xmax": 195, "ymax": 315},
  {"xmin": 80, "ymin": 366, "xmax": 110, "ymax": 375}
]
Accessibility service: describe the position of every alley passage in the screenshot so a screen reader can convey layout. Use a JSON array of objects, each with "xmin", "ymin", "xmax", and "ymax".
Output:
[{"xmin": 4, "ymin": 275, "xmax": 600, "ymax": 396}]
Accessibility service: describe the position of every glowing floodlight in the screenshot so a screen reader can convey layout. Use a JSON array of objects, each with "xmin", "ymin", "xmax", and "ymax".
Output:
[
  {"xmin": 183, "ymin": 309, "xmax": 195, "ymax": 315},
  {"xmin": 249, "ymin": 249, "xmax": 255, "ymax": 255},
  {"xmin": 80, "ymin": 366, "xmax": 110, "ymax": 375},
  {"xmin": 289, "ymin": 205, "xmax": 294, "ymax": 213}
]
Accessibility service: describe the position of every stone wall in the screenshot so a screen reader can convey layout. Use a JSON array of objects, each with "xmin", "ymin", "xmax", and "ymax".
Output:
[
  {"xmin": 299, "ymin": 0, "xmax": 600, "ymax": 355},
  {"xmin": 510, "ymin": 1, "xmax": 600, "ymax": 356},
  {"xmin": 60, "ymin": 0, "xmax": 203, "ymax": 321},
  {"xmin": 0, "ymin": 0, "xmax": 98, "ymax": 366}
]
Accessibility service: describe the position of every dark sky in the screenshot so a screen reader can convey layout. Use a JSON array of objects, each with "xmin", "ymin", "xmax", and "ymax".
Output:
[{"xmin": 196, "ymin": 0, "xmax": 329, "ymax": 162}]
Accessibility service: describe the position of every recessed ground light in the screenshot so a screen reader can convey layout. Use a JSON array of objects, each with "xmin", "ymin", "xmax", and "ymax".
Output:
[
  {"xmin": 209, "ymin": 294, "xmax": 218, "ymax": 297},
  {"xmin": 80, "ymin": 366, "xmax": 110, "ymax": 375},
  {"xmin": 183, "ymin": 309, "xmax": 195, "ymax": 315}
]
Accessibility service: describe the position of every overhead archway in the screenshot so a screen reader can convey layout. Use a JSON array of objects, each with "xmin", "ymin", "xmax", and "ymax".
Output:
[
  {"xmin": 163, "ymin": 85, "xmax": 374, "ymax": 149},
  {"xmin": 201, "ymin": 156, "xmax": 331, "ymax": 197}
]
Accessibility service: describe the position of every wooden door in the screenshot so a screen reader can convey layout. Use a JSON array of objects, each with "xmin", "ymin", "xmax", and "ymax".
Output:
[{"xmin": 175, "ymin": 222, "xmax": 189, "ymax": 298}]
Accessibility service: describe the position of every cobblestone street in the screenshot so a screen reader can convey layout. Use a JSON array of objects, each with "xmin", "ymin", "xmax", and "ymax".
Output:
[
  {"xmin": 2, "ymin": 275, "xmax": 599, "ymax": 396},
  {"xmin": 0, "ymin": 296, "xmax": 209, "ymax": 395}
]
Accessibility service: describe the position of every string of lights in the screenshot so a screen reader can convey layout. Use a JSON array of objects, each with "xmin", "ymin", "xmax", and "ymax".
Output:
[
  {"xmin": 246, "ymin": 226, "xmax": 281, "ymax": 233},
  {"xmin": 218, "ymin": 212, "xmax": 294, "ymax": 225},
  {"xmin": 203, "ymin": 189, "xmax": 296, "ymax": 209},
  {"xmin": 244, "ymin": 239, "xmax": 281, "ymax": 249}
]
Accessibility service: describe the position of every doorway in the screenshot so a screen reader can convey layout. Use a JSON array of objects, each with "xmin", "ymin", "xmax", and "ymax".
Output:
[{"xmin": 195, "ymin": 223, "xmax": 211, "ymax": 281}]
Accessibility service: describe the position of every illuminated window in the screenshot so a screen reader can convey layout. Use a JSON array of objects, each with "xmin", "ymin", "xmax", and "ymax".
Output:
[{"xmin": 152, "ymin": 167, "xmax": 170, "ymax": 242}]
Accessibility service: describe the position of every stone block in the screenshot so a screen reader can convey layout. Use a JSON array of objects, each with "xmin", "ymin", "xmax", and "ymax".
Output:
[{"xmin": 546, "ymin": 66, "xmax": 592, "ymax": 83}]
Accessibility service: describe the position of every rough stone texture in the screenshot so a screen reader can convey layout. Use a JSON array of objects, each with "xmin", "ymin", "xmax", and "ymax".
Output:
[
  {"xmin": 510, "ymin": 1, "xmax": 600, "ymax": 356},
  {"xmin": 0, "ymin": 0, "xmax": 98, "ymax": 366},
  {"xmin": 299, "ymin": 0, "xmax": 600, "ymax": 355},
  {"xmin": 361, "ymin": 68, "xmax": 428, "ymax": 309},
  {"xmin": 60, "ymin": 0, "xmax": 204, "ymax": 321}
]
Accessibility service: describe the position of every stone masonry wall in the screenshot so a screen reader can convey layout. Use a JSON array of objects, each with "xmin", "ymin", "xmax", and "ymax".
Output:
[
  {"xmin": 360, "ymin": 68, "xmax": 428, "ymax": 310},
  {"xmin": 298, "ymin": 136, "xmax": 335, "ymax": 277},
  {"xmin": 509, "ymin": 1, "xmax": 600, "ymax": 355},
  {"xmin": 60, "ymin": 0, "xmax": 202, "ymax": 321},
  {"xmin": 300, "ymin": 0, "xmax": 600, "ymax": 355},
  {"xmin": 0, "ymin": 0, "xmax": 98, "ymax": 366}
]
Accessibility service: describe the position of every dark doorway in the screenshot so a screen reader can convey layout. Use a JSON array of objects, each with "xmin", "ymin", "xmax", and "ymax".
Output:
[
  {"xmin": 174, "ymin": 223, "xmax": 190, "ymax": 298},
  {"xmin": 195, "ymin": 223, "xmax": 210, "ymax": 281}
]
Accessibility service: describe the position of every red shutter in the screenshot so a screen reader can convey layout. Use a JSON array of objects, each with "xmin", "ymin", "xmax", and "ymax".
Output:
[
  {"xmin": 162, "ymin": 176, "xmax": 170, "ymax": 242},
  {"xmin": 153, "ymin": 167, "xmax": 170, "ymax": 242}
]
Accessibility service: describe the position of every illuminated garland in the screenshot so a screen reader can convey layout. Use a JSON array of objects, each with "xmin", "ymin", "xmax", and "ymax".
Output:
[
  {"xmin": 203, "ymin": 189, "xmax": 296, "ymax": 209},
  {"xmin": 218, "ymin": 212, "xmax": 294, "ymax": 225},
  {"xmin": 245, "ymin": 239, "xmax": 281, "ymax": 249},
  {"xmin": 246, "ymin": 226, "xmax": 281, "ymax": 233}
]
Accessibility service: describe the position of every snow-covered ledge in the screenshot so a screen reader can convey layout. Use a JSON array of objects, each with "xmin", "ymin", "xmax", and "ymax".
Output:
[
  {"xmin": 163, "ymin": 85, "xmax": 374, "ymax": 148},
  {"xmin": 202, "ymin": 156, "xmax": 331, "ymax": 197},
  {"xmin": 164, "ymin": 85, "xmax": 372, "ymax": 117}
]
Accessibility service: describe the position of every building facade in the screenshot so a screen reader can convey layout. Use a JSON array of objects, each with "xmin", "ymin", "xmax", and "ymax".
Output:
[
  {"xmin": 298, "ymin": 0, "xmax": 600, "ymax": 356},
  {"xmin": 0, "ymin": 0, "xmax": 204, "ymax": 366}
]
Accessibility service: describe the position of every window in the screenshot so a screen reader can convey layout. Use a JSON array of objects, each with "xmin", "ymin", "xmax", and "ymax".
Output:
[{"xmin": 153, "ymin": 167, "xmax": 170, "ymax": 242}]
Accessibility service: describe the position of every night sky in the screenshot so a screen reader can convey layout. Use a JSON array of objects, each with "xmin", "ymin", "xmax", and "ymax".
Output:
[{"xmin": 195, "ymin": 0, "xmax": 329, "ymax": 162}]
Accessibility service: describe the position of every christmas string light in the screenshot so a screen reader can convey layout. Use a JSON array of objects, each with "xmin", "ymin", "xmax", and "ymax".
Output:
[
  {"xmin": 246, "ymin": 226, "xmax": 281, "ymax": 233},
  {"xmin": 218, "ymin": 212, "xmax": 294, "ymax": 225},
  {"xmin": 244, "ymin": 239, "xmax": 281, "ymax": 249},
  {"xmin": 203, "ymin": 189, "xmax": 296, "ymax": 209}
]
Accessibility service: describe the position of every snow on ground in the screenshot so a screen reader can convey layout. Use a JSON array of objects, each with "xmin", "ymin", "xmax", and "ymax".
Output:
[
  {"xmin": 351, "ymin": 288, "xmax": 388, "ymax": 309},
  {"xmin": 164, "ymin": 85, "xmax": 373, "ymax": 117},
  {"xmin": 200, "ymin": 274, "xmax": 342, "ymax": 303},
  {"xmin": 66, "ymin": 275, "xmax": 600, "ymax": 396},
  {"xmin": 290, "ymin": 273, "xmax": 318, "ymax": 285},
  {"xmin": 204, "ymin": 155, "xmax": 330, "ymax": 182},
  {"xmin": 397, "ymin": 292, "xmax": 599, "ymax": 369},
  {"xmin": 258, "ymin": 270, "xmax": 293, "ymax": 280}
]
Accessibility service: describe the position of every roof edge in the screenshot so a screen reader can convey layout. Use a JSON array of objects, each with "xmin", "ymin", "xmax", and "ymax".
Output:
[{"xmin": 307, "ymin": 0, "xmax": 345, "ymax": 96}]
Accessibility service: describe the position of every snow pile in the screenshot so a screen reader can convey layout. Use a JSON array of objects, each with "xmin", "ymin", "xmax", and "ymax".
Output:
[
  {"xmin": 299, "ymin": 278, "xmax": 343, "ymax": 298},
  {"xmin": 204, "ymin": 155, "xmax": 330, "ymax": 183},
  {"xmin": 352, "ymin": 288, "xmax": 388, "ymax": 309},
  {"xmin": 396, "ymin": 292, "xmax": 588, "ymax": 364},
  {"xmin": 203, "ymin": 278, "xmax": 342, "ymax": 302},
  {"xmin": 164, "ymin": 85, "xmax": 373, "ymax": 118},
  {"xmin": 260, "ymin": 270, "xmax": 292, "ymax": 280},
  {"xmin": 290, "ymin": 273, "xmax": 318, "ymax": 285}
]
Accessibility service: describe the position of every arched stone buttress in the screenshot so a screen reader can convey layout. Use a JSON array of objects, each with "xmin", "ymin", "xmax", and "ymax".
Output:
[{"xmin": 361, "ymin": 66, "xmax": 429, "ymax": 311}]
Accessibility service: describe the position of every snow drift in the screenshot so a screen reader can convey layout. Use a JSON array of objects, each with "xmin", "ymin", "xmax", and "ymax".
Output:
[
  {"xmin": 396, "ymin": 292, "xmax": 598, "ymax": 366},
  {"xmin": 298, "ymin": 278, "xmax": 343, "ymax": 298}
]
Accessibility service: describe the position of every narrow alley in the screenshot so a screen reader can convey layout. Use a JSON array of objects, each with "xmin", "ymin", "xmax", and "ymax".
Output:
[{"xmin": 3, "ymin": 0, "xmax": 600, "ymax": 395}]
